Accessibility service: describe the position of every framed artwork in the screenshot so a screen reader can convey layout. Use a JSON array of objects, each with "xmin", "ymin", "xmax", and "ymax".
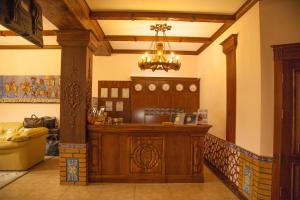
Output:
[
  {"xmin": 100, "ymin": 88, "xmax": 108, "ymax": 98},
  {"xmin": 198, "ymin": 109, "xmax": 208, "ymax": 124},
  {"xmin": 111, "ymin": 88, "xmax": 118, "ymax": 98},
  {"xmin": 0, "ymin": 75, "xmax": 60, "ymax": 103},
  {"xmin": 122, "ymin": 88, "xmax": 130, "ymax": 98},
  {"xmin": 171, "ymin": 113, "xmax": 185, "ymax": 125},
  {"xmin": 184, "ymin": 114, "xmax": 198, "ymax": 125},
  {"xmin": 116, "ymin": 101, "xmax": 124, "ymax": 112},
  {"xmin": 105, "ymin": 101, "xmax": 113, "ymax": 111}
]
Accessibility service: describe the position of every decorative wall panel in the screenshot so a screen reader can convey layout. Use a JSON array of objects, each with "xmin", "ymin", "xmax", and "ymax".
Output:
[
  {"xmin": 130, "ymin": 136, "xmax": 163, "ymax": 174},
  {"xmin": 0, "ymin": 75, "xmax": 60, "ymax": 103},
  {"xmin": 131, "ymin": 76, "xmax": 200, "ymax": 123},
  {"xmin": 204, "ymin": 134, "xmax": 273, "ymax": 200}
]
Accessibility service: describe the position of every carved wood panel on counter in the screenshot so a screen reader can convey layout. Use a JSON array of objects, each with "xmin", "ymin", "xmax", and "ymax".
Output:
[
  {"xmin": 131, "ymin": 77, "xmax": 200, "ymax": 123},
  {"xmin": 98, "ymin": 81, "xmax": 131, "ymax": 122},
  {"xmin": 88, "ymin": 124, "xmax": 211, "ymax": 183},
  {"xmin": 130, "ymin": 137, "xmax": 164, "ymax": 175}
]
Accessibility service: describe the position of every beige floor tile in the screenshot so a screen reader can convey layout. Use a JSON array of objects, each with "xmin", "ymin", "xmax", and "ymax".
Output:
[{"xmin": 0, "ymin": 157, "xmax": 239, "ymax": 200}]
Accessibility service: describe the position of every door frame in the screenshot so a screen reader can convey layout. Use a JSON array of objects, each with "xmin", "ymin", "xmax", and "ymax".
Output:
[{"xmin": 272, "ymin": 43, "xmax": 300, "ymax": 200}]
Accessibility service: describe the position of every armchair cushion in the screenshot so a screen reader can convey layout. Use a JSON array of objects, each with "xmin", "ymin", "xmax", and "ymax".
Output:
[{"xmin": 0, "ymin": 124, "xmax": 48, "ymax": 142}]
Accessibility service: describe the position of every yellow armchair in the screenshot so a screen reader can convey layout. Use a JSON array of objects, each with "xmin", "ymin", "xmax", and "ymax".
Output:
[{"xmin": 0, "ymin": 122, "xmax": 48, "ymax": 170}]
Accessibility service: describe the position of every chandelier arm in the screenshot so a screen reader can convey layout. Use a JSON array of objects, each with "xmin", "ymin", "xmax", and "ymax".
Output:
[{"xmin": 164, "ymin": 31, "xmax": 172, "ymax": 52}]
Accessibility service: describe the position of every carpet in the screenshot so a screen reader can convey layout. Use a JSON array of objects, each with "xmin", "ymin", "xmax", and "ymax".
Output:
[{"xmin": 0, "ymin": 156, "xmax": 54, "ymax": 189}]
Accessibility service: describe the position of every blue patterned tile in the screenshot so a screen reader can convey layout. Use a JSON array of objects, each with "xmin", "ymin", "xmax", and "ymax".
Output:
[
  {"xmin": 66, "ymin": 158, "xmax": 79, "ymax": 182},
  {"xmin": 243, "ymin": 164, "xmax": 252, "ymax": 195}
]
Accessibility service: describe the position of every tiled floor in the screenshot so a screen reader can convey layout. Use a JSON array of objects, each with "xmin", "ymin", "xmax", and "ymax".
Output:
[{"xmin": 0, "ymin": 157, "xmax": 238, "ymax": 200}]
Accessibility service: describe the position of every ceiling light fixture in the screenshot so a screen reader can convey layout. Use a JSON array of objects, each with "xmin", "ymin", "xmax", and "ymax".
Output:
[{"xmin": 138, "ymin": 24, "xmax": 181, "ymax": 72}]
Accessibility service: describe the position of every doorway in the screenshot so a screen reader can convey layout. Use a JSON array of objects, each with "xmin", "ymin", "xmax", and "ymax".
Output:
[{"xmin": 272, "ymin": 43, "xmax": 300, "ymax": 200}]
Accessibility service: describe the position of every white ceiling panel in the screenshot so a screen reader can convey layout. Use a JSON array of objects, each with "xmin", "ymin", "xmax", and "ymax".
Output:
[
  {"xmin": 0, "ymin": 24, "xmax": 8, "ymax": 30},
  {"xmin": 110, "ymin": 41, "xmax": 202, "ymax": 51},
  {"xmin": 43, "ymin": 16, "xmax": 57, "ymax": 30},
  {"xmin": 99, "ymin": 20, "xmax": 223, "ymax": 37},
  {"xmin": 0, "ymin": 16, "xmax": 56, "ymax": 30},
  {"xmin": 0, "ymin": 36, "xmax": 58, "ymax": 45},
  {"xmin": 87, "ymin": 0, "xmax": 246, "ymax": 15}
]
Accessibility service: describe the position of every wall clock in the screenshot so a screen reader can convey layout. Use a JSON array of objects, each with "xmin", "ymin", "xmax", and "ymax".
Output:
[
  {"xmin": 148, "ymin": 83, "xmax": 157, "ymax": 91},
  {"xmin": 176, "ymin": 83, "xmax": 184, "ymax": 92},
  {"xmin": 189, "ymin": 84, "xmax": 197, "ymax": 92},
  {"xmin": 134, "ymin": 83, "xmax": 143, "ymax": 92},
  {"xmin": 162, "ymin": 83, "xmax": 170, "ymax": 91}
]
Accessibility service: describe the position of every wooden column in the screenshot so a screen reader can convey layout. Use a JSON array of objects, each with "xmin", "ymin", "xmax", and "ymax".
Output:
[
  {"xmin": 220, "ymin": 34, "xmax": 238, "ymax": 143},
  {"xmin": 57, "ymin": 30, "xmax": 97, "ymax": 185}
]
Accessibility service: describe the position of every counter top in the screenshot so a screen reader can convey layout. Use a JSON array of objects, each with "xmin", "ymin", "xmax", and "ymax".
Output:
[{"xmin": 88, "ymin": 123, "xmax": 212, "ymax": 133}]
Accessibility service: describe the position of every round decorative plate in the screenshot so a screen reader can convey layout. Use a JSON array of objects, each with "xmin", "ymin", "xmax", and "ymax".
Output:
[
  {"xmin": 176, "ymin": 83, "xmax": 184, "ymax": 92},
  {"xmin": 134, "ymin": 83, "xmax": 143, "ymax": 92},
  {"xmin": 189, "ymin": 84, "xmax": 197, "ymax": 92},
  {"xmin": 148, "ymin": 83, "xmax": 157, "ymax": 92},
  {"xmin": 162, "ymin": 83, "xmax": 170, "ymax": 91}
]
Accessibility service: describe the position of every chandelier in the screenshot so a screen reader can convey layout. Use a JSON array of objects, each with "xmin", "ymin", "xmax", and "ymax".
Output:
[{"xmin": 138, "ymin": 24, "xmax": 181, "ymax": 72}]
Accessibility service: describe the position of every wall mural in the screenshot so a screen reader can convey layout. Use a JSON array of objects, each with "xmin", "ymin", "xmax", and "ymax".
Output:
[{"xmin": 0, "ymin": 75, "xmax": 60, "ymax": 103}]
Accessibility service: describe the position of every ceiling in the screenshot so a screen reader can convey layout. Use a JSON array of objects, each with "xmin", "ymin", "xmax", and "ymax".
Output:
[
  {"xmin": 86, "ymin": 0, "xmax": 247, "ymax": 54},
  {"xmin": 0, "ymin": 0, "xmax": 253, "ymax": 55},
  {"xmin": 86, "ymin": 0, "xmax": 246, "ymax": 14}
]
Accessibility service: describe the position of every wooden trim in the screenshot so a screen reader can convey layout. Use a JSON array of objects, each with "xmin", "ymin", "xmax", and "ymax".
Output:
[
  {"xmin": 112, "ymin": 49, "xmax": 198, "ymax": 55},
  {"xmin": 196, "ymin": 0, "xmax": 258, "ymax": 54},
  {"xmin": 90, "ymin": 11, "xmax": 235, "ymax": 23},
  {"xmin": 272, "ymin": 43, "xmax": 300, "ymax": 200},
  {"xmin": 0, "ymin": 30, "xmax": 57, "ymax": 36},
  {"xmin": 105, "ymin": 35, "xmax": 210, "ymax": 43},
  {"xmin": 36, "ymin": 0, "xmax": 112, "ymax": 55},
  {"xmin": 196, "ymin": 22, "xmax": 233, "ymax": 54},
  {"xmin": 131, "ymin": 76, "xmax": 200, "ymax": 81},
  {"xmin": 220, "ymin": 34, "xmax": 238, "ymax": 144},
  {"xmin": 0, "ymin": 45, "xmax": 61, "ymax": 49},
  {"xmin": 235, "ymin": 0, "xmax": 260, "ymax": 20}
]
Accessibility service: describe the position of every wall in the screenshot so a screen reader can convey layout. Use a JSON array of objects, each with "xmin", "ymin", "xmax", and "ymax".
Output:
[
  {"xmin": 0, "ymin": 50, "xmax": 61, "ymax": 122},
  {"xmin": 0, "ymin": 51, "xmax": 198, "ymax": 121},
  {"xmin": 259, "ymin": 0, "xmax": 300, "ymax": 156},
  {"xmin": 198, "ymin": 3, "xmax": 262, "ymax": 155},
  {"xmin": 92, "ymin": 54, "xmax": 199, "ymax": 96}
]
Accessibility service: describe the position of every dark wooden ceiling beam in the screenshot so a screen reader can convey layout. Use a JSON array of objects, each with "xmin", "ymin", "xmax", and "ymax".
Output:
[
  {"xmin": 105, "ymin": 35, "xmax": 211, "ymax": 43},
  {"xmin": 196, "ymin": 0, "xmax": 259, "ymax": 54},
  {"xmin": 35, "ymin": 0, "xmax": 112, "ymax": 55},
  {"xmin": 90, "ymin": 11, "xmax": 235, "ymax": 23},
  {"xmin": 112, "ymin": 49, "xmax": 198, "ymax": 55},
  {"xmin": 0, "ymin": 30, "xmax": 57, "ymax": 36}
]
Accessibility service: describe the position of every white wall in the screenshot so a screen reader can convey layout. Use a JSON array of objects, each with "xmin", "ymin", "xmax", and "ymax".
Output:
[
  {"xmin": 0, "ymin": 50, "xmax": 61, "ymax": 122},
  {"xmin": 198, "ymin": 0, "xmax": 300, "ymax": 156},
  {"xmin": 198, "ymin": 3, "xmax": 262, "ymax": 155},
  {"xmin": 93, "ymin": 54, "xmax": 199, "ymax": 96},
  {"xmin": 259, "ymin": 0, "xmax": 300, "ymax": 156}
]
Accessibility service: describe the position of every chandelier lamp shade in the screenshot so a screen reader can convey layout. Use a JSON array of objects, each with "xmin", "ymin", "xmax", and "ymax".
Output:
[{"xmin": 138, "ymin": 24, "xmax": 181, "ymax": 72}]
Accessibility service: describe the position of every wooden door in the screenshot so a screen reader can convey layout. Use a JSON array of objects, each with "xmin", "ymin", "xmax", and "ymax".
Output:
[
  {"xmin": 280, "ymin": 60, "xmax": 300, "ymax": 199},
  {"xmin": 272, "ymin": 43, "xmax": 300, "ymax": 200}
]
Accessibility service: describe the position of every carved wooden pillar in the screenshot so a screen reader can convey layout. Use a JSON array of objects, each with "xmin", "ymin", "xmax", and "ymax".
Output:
[
  {"xmin": 57, "ymin": 30, "xmax": 96, "ymax": 185},
  {"xmin": 220, "ymin": 34, "xmax": 238, "ymax": 144}
]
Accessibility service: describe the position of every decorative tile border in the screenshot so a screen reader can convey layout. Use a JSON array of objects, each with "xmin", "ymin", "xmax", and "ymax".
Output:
[
  {"xmin": 60, "ymin": 143, "xmax": 88, "ymax": 185},
  {"xmin": 204, "ymin": 134, "xmax": 273, "ymax": 200}
]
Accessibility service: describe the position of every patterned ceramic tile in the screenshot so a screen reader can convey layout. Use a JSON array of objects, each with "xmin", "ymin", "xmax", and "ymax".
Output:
[{"xmin": 66, "ymin": 158, "xmax": 79, "ymax": 182}]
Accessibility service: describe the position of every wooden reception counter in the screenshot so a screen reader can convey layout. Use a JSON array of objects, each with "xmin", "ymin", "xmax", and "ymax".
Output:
[{"xmin": 88, "ymin": 123, "xmax": 212, "ymax": 183}]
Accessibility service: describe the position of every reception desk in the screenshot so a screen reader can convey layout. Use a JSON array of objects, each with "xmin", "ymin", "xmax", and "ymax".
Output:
[{"xmin": 88, "ymin": 124, "xmax": 211, "ymax": 183}]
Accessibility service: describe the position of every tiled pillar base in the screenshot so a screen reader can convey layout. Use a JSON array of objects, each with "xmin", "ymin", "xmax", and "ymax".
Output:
[
  {"xmin": 238, "ymin": 153, "xmax": 272, "ymax": 199},
  {"xmin": 59, "ymin": 143, "xmax": 88, "ymax": 185}
]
